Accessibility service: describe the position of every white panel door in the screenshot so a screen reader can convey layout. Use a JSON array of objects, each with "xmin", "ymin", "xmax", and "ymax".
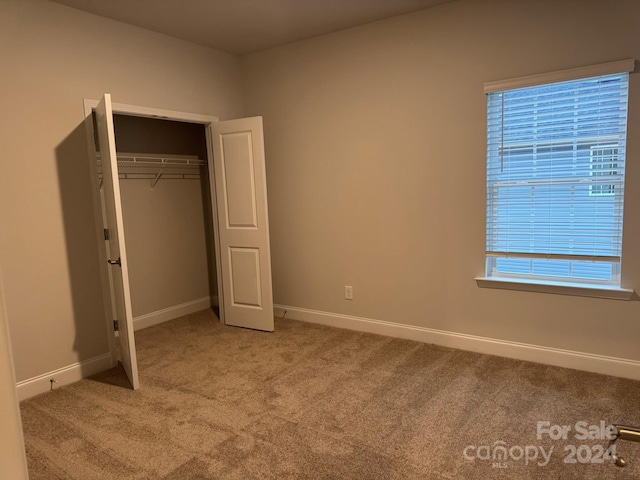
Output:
[
  {"xmin": 95, "ymin": 94, "xmax": 140, "ymax": 389},
  {"xmin": 209, "ymin": 117, "xmax": 274, "ymax": 331}
]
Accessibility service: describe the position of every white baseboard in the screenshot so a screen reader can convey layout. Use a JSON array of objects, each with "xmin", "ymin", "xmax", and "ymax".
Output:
[
  {"xmin": 275, "ymin": 304, "xmax": 640, "ymax": 381},
  {"xmin": 16, "ymin": 353, "xmax": 114, "ymax": 401},
  {"xmin": 133, "ymin": 296, "xmax": 214, "ymax": 331}
]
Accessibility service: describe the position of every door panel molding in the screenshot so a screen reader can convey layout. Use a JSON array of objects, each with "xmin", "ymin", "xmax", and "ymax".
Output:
[
  {"xmin": 220, "ymin": 131, "xmax": 259, "ymax": 229},
  {"xmin": 229, "ymin": 247, "xmax": 263, "ymax": 308}
]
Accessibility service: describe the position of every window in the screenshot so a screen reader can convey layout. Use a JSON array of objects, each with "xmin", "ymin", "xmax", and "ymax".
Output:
[{"xmin": 484, "ymin": 64, "xmax": 631, "ymax": 288}]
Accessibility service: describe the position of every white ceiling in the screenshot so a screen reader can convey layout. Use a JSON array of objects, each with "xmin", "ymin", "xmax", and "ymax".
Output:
[{"xmin": 50, "ymin": 0, "xmax": 454, "ymax": 55}]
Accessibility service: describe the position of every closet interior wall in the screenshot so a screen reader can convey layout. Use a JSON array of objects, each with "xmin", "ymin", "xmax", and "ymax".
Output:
[{"xmin": 94, "ymin": 113, "xmax": 217, "ymax": 320}]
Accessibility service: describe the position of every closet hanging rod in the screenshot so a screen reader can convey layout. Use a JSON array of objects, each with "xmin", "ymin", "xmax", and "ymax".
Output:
[
  {"xmin": 96, "ymin": 153, "xmax": 205, "ymax": 167},
  {"xmin": 95, "ymin": 152, "xmax": 205, "ymax": 188}
]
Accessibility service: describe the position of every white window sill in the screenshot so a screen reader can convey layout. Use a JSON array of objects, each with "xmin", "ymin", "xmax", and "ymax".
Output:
[{"xmin": 475, "ymin": 277, "xmax": 635, "ymax": 300}]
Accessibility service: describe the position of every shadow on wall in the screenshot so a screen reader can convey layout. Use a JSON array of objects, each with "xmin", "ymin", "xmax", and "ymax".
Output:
[{"xmin": 55, "ymin": 122, "xmax": 109, "ymax": 373}]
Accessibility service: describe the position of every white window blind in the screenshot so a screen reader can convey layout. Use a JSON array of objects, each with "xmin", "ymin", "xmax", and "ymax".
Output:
[{"xmin": 485, "ymin": 71, "xmax": 629, "ymax": 285}]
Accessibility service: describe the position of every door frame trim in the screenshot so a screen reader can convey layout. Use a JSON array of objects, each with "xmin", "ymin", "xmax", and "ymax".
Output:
[{"xmin": 82, "ymin": 98, "xmax": 224, "ymax": 369}]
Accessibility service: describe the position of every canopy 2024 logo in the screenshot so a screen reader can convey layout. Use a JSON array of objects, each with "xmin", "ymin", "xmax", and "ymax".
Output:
[{"xmin": 463, "ymin": 421, "xmax": 616, "ymax": 469}]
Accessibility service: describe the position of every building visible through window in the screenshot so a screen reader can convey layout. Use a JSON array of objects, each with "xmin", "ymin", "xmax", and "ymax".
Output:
[{"xmin": 590, "ymin": 145, "xmax": 618, "ymax": 197}]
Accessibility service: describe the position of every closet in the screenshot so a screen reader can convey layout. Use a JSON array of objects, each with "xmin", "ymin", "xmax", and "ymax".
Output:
[
  {"xmin": 94, "ymin": 114, "xmax": 218, "ymax": 324},
  {"xmin": 89, "ymin": 95, "xmax": 274, "ymax": 391}
]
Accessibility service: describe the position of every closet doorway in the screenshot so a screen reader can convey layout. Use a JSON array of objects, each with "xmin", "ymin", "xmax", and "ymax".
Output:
[{"xmin": 84, "ymin": 95, "xmax": 274, "ymax": 390}]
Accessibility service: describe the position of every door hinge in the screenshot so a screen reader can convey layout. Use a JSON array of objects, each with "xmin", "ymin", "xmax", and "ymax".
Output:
[
  {"xmin": 113, "ymin": 320, "xmax": 119, "ymax": 332},
  {"xmin": 103, "ymin": 228, "xmax": 110, "ymax": 240}
]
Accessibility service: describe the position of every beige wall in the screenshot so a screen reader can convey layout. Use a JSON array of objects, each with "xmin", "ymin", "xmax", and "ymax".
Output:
[
  {"xmin": 111, "ymin": 114, "xmax": 208, "ymax": 159},
  {"xmin": 241, "ymin": 0, "xmax": 640, "ymax": 360},
  {"xmin": 0, "ymin": 0, "xmax": 243, "ymax": 382},
  {"xmin": 0, "ymin": 274, "xmax": 29, "ymax": 480},
  {"xmin": 120, "ymin": 178, "xmax": 214, "ymax": 317}
]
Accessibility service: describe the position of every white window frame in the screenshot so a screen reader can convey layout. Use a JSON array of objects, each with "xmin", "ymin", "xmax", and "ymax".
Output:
[{"xmin": 476, "ymin": 59, "xmax": 636, "ymax": 300}]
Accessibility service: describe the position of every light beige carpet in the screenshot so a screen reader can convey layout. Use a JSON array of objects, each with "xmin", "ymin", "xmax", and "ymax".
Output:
[{"xmin": 20, "ymin": 309, "xmax": 640, "ymax": 479}]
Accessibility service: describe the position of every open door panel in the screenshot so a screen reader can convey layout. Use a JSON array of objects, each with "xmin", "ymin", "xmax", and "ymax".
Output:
[
  {"xmin": 209, "ymin": 117, "xmax": 274, "ymax": 332},
  {"xmin": 95, "ymin": 94, "xmax": 140, "ymax": 389}
]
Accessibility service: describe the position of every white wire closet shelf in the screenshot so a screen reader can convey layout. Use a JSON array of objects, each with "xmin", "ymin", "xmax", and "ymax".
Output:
[{"xmin": 96, "ymin": 152, "xmax": 206, "ymax": 188}]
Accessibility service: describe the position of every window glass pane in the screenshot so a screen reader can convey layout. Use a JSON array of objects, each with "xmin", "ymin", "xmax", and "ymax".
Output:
[
  {"xmin": 495, "ymin": 258, "xmax": 532, "ymax": 275},
  {"xmin": 531, "ymin": 259, "xmax": 570, "ymax": 278},
  {"xmin": 494, "ymin": 257, "xmax": 614, "ymax": 282}
]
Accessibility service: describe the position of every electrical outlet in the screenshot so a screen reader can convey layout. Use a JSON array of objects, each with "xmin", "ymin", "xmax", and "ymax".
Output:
[{"xmin": 345, "ymin": 285, "xmax": 353, "ymax": 300}]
